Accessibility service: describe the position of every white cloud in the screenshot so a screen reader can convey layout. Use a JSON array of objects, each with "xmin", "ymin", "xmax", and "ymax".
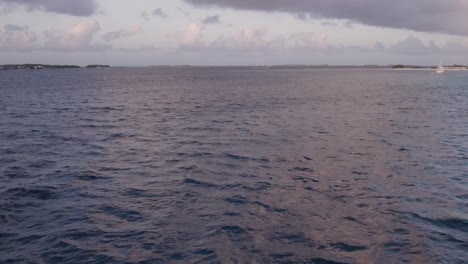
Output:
[
  {"xmin": 183, "ymin": 23, "xmax": 204, "ymax": 44},
  {"xmin": 43, "ymin": 20, "xmax": 103, "ymax": 51},
  {"xmin": 141, "ymin": 11, "xmax": 149, "ymax": 21},
  {"xmin": 441, "ymin": 38, "xmax": 468, "ymax": 56},
  {"xmin": 391, "ymin": 37, "xmax": 439, "ymax": 55}
]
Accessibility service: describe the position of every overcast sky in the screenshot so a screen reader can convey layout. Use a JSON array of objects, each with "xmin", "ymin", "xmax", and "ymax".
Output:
[{"xmin": 1, "ymin": 0, "xmax": 467, "ymax": 66}]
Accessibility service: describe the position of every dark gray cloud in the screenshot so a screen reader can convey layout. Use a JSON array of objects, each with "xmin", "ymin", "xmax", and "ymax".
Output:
[
  {"xmin": 142, "ymin": 8, "xmax": 167, "ymax": 21},
  {"xmin": 0, "ymin": 0, "xmax": 97, "ymax": 16},
  {"xmin": 184, "ymin": 0, "xmax": 468, "ymax": 35},
  {"xmin": 4, "ymin": 24, "xmax": 27, "ymax": 31},
  {"xmin": 202, "ymin": 15, "xmax": 220, "ymax": 24},
  {"xmin": 152, "ymin": 8, "xmax": 167, "ymax": 18}
]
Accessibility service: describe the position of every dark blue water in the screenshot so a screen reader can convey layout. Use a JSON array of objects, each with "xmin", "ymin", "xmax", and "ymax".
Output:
[{"xmin": 0, "ymin": 67, "xmax": 466, "ymax": 263}]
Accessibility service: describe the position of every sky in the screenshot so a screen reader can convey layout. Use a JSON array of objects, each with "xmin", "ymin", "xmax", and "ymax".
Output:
[{"xmin": 0, "ymin": 0, "xmax": 467, "ymax": 66}]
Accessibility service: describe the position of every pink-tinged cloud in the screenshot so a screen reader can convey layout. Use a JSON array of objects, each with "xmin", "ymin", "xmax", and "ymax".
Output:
[
  {"xmin": 0, "ymin": 24, "xmax": 37, "ymax": 50},
  {"xmin": 166, "ymin": 23, "xmax": 205, "ymax": 49},
  {"xmin": 238, "ymin": 28, "xmax": 266, "ymax": 48},
  {"xmin": 0, "ymin": 0, "xmax": 97, "ymax": 16},
  {"xmin": 184, "ymin": 0, "xmax": 468, "ymax": 36},
  {"xmin": 183, "ymin": 23, "xmax": 204, "ymax": 44},
  {"xmin": 168, "ymin": 23, "xmax": 205, "ymax": 45},
  {"xmin": 44, "ymin": 20, "xmax": 107, "ymax": 51}
]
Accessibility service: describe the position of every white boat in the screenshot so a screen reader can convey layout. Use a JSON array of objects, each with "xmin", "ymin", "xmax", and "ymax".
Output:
[{"xmin": 436, "ymin": 62, "xmax": 444, "ymax": 74}]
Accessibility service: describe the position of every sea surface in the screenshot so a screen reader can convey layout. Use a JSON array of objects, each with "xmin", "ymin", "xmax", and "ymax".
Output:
[{"xmin": 0, "ymin": 67, "xmax": 466, "ymax": 264}]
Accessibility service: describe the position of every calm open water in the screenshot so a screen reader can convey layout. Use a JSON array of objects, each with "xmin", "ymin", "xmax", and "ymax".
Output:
[{"xmin": 0, "ymin": 67, "xmax": 466, "ymax": 264}]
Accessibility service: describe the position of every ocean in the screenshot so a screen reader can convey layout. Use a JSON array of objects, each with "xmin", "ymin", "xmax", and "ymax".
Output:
[{"xmin": 0, "ymin": 67, "xmax": 466, "ymax": 263}]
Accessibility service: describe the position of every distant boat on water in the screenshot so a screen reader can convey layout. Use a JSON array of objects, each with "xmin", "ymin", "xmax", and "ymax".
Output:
[{"xmin": 436, "ymin": 62, "xmax": 444, "ymax": 74}]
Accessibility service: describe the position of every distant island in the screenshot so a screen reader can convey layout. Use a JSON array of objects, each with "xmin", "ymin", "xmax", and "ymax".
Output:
[
  {"xmin": 146, "ymin": 65, "xmax": 392, "ymax": 69},
  {"xmin": 392, "ymin": 64, "xmax": 467, "ymax": 70},
  {"xmin": 265, "ymin": 64, "xmax": 390, "ymax": 69},
  {"xmin": 86, "ymin": 64, "xmax": 110, "ymax": 68},
  {"xmin": 0, "ymin": 64, "xmax": 111, "ymax": 71},
  {"xmin": 0, "ymin": 64, "xmax": 80, "ymax": 70},
  {"xmin": 392, "ymin": 64, "xmax": 430, "ymax": 69}
]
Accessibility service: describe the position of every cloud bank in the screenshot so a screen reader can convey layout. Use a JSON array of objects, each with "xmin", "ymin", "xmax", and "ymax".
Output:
[
  {"xmin": 0, "ymin": 0, "xmax": 97, "ymax": 16},
  {"xmin": 184, "ymin": 0, "xmax": 468, "ymax": 36},
  {"xmin": 0, "ymin": 20, "xmax": 108, "ymax": 51},
  {"xmin": 172, "ymin": 21, "xmax": 468, "ymax": 60}
]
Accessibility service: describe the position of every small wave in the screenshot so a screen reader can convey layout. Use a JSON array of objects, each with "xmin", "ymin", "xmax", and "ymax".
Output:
[
  {"xmin": 293, "ymin": 176, "xmax": 319, "ymax": 183},
  {"xmin": 183, "ymin": 178, "xmax": 217, "ymax": 188},
  {"xmin": 89, "ymin": 106, "xmax": 123, "ymax": 111},
  {"xmin": 223, "ymin": 153, "xmax": 269, "ymax": 163},
  {"xmin": 121, "ymin": 188, "xmax": 152, "ymax": 198},
  {"xmin": 0, "ymin": 233, "xmax": 17, "ymax": 239},
  {"xmin": 223, "ymin": 212, "xmax": 241, "ymax": 216},
  {"xmin": 241, "ymin": 181, "xmax": 271, "ymax": 191},
  {"xmin": 224, "ymin": 195, "xmax": 249, "ymax": 205},
  {"xmin": 406, "ymin": 211, "xmax": 468, "ymax": 233},
  {"xmin": 44, "ymin": 240, "xmax": 115, "ymax": 263},
  {"xmin": 351, "ymin": 171, "xmax": 369, "ymax": 175},
  {"xmin": 169, "ymin": 252, "xmax": 186, "ymax": 260},
  {"xmin": 192, "ymin": 248, "xmax": 215, "ymax": 255},
  {"xmin": 101, "ymin": 133, "xmax": 129, "ymax": 142},
  {"xmin": 430, "ymin": 218, "xmax": 468, "ymax": 233},
  {"xmin": 383, "ymin": 241, "xmax": 410, "ymax": 253},
  {"xmin": 291, "ymin": 167, "xmax": 314, "ymax": 173},
  {"xmin": 27, "ymin": 160, "xmax": 56, "ymax": 169},
  {"xmin": 308, "ymin": 257, "xmax": 348, "ymax": 264},
  {"xmin": 270, "ymin": 252, "xmax": 295, "ymax": 259},
  {"xmin": 271, "ymin": 231, "xmax": 310, "ymax": 244},
  {"xmin": 220, "ymin": 225, "xmax": 247, "ymax": 234},
  {"xmin": 99, "ymin": 205, "xmax": 143, "ymax": 222},
  {"xmin": 253, "ymin": 201, "xmax": 287, "ymax": 213},
  {"xmin": 330, "ymin": 242, "xmax": 368, "ymax": 252},
  {"xmin": 3, "ymin": 186, "xmax": 58, "ymax": 200},
  {"xmin": 224, "ymin": 153, "xmax": 250, "ymax": 161},
  {"xmin": 3, "ymin": 166, "xmax": 29, "ymax": 178},
  {"xmin": 177, "ymin": 152, "xmax": 212, "ymax": 158}
]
